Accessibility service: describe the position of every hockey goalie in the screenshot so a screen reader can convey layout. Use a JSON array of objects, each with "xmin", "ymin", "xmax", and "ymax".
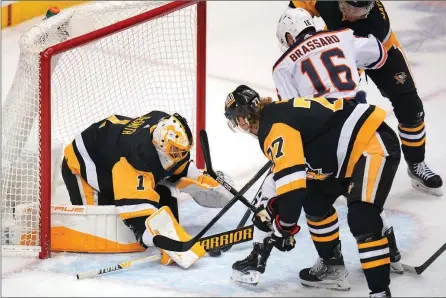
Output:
[{"xmin": 28, "ymin": 110, "xmax": 232, "ymax": 268}]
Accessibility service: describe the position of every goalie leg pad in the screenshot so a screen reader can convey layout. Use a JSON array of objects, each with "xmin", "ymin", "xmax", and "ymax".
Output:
[{"xmin": 145, "ymin": 206, "xmax": 206, "ymax": 268}]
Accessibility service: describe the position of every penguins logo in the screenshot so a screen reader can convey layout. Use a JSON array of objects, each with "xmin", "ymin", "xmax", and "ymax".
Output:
[
  {"xmin": 394, "ymin": 72, "xmax": 407, "ymax": 84},
  {"xmin": 306, "ymin": 162, "xmax": 332, "ymax": 180}
]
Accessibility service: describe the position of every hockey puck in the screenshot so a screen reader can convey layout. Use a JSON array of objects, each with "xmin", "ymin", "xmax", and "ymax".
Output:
[{"xmin": 208, "ymin": 249, "xmax": 222, "ymax": 257}]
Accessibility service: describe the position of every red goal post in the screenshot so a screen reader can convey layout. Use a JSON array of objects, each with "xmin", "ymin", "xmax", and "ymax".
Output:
[{"xmin": 1, "ymin": 1, "xmax": 206, "ymax": 259}]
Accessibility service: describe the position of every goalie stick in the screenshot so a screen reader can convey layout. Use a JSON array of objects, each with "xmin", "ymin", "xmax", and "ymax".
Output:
[
  {"xmin": 77, "ymin": 224, "xmax": 256, "ymax": 279},
  {"xmin": 401, "ymin": 242, "xmax": 446, "ymax": 275},
  {"xmin": 152, "ymin": 130, "xmax": 272, "ymax": 252}
]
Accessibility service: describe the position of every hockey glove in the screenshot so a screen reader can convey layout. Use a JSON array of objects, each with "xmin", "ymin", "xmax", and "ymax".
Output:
[
  {"xmin": 268, "ymin": 216, "xmax": 300, "ymax": 252},
  {"xmin": 252, "ymin": 205, "xmax": 273, "ymax": 233}
]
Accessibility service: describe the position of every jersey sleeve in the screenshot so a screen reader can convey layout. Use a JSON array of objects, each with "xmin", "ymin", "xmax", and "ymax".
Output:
[
  {"xmin": 289, "ymin": 1, "xmax": 319, "ymax": 17},
  {"xmin": 272, "ymin": 64, "xmax": 300, "ymax": 101},
  {"xmin": 262, "ymin": 123, "xmax": 306, "ymax": 224},
  {"xmin": 353, "ymin": 34, "xmax": 387, "ymax": 70},
  {"xmin": 112, "ymin": 157, "xmax": 160, "ymax": 247}
]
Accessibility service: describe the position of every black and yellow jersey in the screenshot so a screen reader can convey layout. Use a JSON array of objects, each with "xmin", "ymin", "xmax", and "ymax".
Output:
[
  {"xmin": 66, "ymin": 110, "xmax": 190, "ymax": 201},
  {"xmin": 289, "ymin": 1, "xmax": 401, "ymax": 51},
  {"xmin": 257, "ymin": 97, "xmax": 386, "ymax": 223},
  {"xmin": 63, "ymin": 110, "xmax": 191, "ymax": 245}
]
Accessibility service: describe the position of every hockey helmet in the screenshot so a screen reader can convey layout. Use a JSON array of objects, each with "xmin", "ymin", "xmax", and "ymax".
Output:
[
  {"xmin": 152, "ymin": 113, "xmax": 193, "ymax": 170},
  {"xmin": 224, "ymin": 85, "xmax": 261, "ymax": 133},
  {"xmin": 339, "ymin": 0, "xmax": 375, "ymax": 19},
  {"xmin": 276, "ymin": 8, "xmax": 315, "ymax": 53}
]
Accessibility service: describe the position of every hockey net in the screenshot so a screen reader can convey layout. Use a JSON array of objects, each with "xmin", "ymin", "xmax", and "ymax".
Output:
[{"xmin": 1, "ymin": 1, "xmax": 206, "ymax": 258}]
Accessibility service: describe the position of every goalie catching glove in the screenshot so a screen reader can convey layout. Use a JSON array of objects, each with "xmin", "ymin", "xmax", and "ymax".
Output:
[
  {"xmin": 176, "ymin": 161, "xmax": 234, "ymax": 208},
  {"xmin": 252, "ymin": 198, "xmax": 300, "ymax": 252}
]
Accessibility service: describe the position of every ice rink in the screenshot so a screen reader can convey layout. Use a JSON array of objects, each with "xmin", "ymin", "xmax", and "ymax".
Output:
[{"xmin": 2, "ymin": 1, "xmax": 446, "ymax": 297}]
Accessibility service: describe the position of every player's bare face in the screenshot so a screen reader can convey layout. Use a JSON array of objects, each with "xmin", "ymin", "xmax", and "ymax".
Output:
[
  {"xmin": 236, "ymin": 116, "xmax": 250, "ymax": 132},
  {"xmin": 286, "ymin": 33, "xmax": 295, "ymax": 48},
  {"xmin": 236, "ymin": 116, "xmax": 259, "ymax": 136}
]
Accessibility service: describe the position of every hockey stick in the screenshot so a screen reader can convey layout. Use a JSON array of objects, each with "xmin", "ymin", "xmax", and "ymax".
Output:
[
  {"xmin": 76, "ymin": 254, "xmax": 161, "ymax": 280},
  {"xmin": 401, "ymin": 242, "xmax": 446, "ymax": 275},
  {"xmin": 152, "ymin": 130, "xmax": 271, "ymax": 252},
  {"xmin": 199, "ymin": 224, "xmax": 254, "ymax": 251},
  {"xmin": 77, "ymin": 224, "xmax": 256, "ymax": 279},
  {"xmin": 220, "ymin": 171, "xmax": 270, "ymax": 253}
]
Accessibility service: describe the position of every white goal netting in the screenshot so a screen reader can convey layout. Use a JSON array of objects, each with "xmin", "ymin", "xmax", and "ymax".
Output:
[{"xmin": 1, "ymin": 1, "xmax": 203, "ymax": 257}]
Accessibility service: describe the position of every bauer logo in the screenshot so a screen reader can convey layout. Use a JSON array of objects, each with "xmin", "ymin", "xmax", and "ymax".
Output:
[
  {"xmin": 198, "ymin": 225, "xmax": 253, "ymax": 251},
  {"xmin": 51, "ymin": 206, "xmax": 85, "ymax": 213}
]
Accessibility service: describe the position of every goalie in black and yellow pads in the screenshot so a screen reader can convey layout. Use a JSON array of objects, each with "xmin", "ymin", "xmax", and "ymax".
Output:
[
  {"xmin": 224, "ymin": 85, "xmax": 401, "ymax": 297},
  {"xmin": 61, "ymin": 111, "xmax": 232, "ymax": 268}
]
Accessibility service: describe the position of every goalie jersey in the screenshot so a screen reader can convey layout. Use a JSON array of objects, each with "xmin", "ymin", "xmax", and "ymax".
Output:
[
  {"xmin": 63, "ymin": 111, "xmax": 191, "ymax": 245},
  {"xmin": 272, "ymin": 28, "xmax": 387, "ymax": 100},
  {"xmin": 257, "ymin": 97, "xmax": 386, "ymax": 220}
]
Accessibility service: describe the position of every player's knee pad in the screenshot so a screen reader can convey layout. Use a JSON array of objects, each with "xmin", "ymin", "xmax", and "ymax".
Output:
[
  {"xmin": 347, "ymin": 202, "xmax": 383, "ymax": 241},
  {"xmin": 391, "ymin": 91, "xmax": 424, "ymax": 126}
]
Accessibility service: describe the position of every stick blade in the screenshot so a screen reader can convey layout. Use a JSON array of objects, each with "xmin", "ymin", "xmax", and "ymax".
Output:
[{"xmin": 152, "ymin": 235, "xmax": 192, "ymax": 252}]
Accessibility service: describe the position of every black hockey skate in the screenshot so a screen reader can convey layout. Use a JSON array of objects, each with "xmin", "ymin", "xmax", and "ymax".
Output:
[
  {"xmin": 370, "ymin": 287, "xmax": 392, "ymax": 297},
  {"xmin": 383, "ymin": 227, "xmax": 403, "ymax": 274},
  {"xmin": 231, "ymin": 239, "xmax": 273, "ymax": 286},
  {"xmin": 299, "ymin": 244, "xmax": 350, "ymax": 291},
  {"xmin": 408, "ymin": 161, "xmax": 443, "ymax": 196}
]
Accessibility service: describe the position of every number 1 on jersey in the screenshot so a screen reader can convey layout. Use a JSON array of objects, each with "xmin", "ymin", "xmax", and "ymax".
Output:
[{"xmin": 137, "ymin": 175, "xmax": 145, "ymax": 190}]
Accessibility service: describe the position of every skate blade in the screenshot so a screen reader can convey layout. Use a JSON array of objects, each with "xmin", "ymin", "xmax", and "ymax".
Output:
[
  {"xmin": 411, "ymin": 180, "xmax": 443, "ymax": 197},
  {"xmin": 391, "ymin": 262, "xmax": 404, "ymax": 275},
  {"xmin": 231, "ymin": 269, "xmax": 260, "ymax": 286},
  {"xmin": 301, "ymin": 279, "xmax": 351, "ymax": 291}
]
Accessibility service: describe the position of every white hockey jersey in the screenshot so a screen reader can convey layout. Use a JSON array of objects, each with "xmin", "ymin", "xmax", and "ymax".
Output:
[{"xmin": 272, "ymin": 28, "xmax": 387, "ymax": 100}]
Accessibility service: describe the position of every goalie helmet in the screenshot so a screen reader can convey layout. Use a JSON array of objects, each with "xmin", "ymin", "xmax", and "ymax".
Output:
[
  {"xmin": 152, "ymin": 113, "xmax": 193, "ymax": 170},
  {"xmin": 224, "ymin": 85, "xmax": 261, "ymax": 134},
  {"xmin": 276, "ymin": 8, "xmax": 315, "ymax": 53}
]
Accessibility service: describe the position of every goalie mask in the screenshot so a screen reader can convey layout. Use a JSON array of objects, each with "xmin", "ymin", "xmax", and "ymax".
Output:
[
  {"xmin": 224, "ymin": 85, "xmax": 261, "ymax": 137},
  {"xmin": 152, "ymin": 113, "xmax": 193, "ymax": 170}
]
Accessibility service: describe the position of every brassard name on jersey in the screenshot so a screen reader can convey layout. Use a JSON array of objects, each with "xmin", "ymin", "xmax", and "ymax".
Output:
[{"xmin": 289, "ymin": 34, "xmax": 340, "ymax": 61}]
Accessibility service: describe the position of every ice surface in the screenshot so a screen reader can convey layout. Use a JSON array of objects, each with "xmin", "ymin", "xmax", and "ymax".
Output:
[{"xmin": 2, "ymin": 1, "xmax": 446, "ymax": 297}]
